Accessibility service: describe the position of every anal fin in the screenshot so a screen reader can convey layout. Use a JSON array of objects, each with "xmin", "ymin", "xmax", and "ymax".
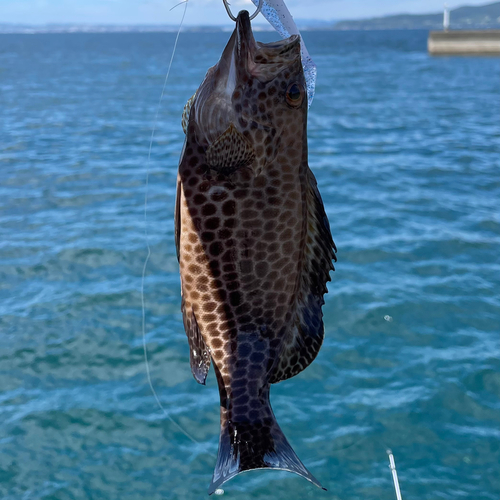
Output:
[{"xmin": 181, "ymin": 298, "xmax": 211, "ymax": 384}]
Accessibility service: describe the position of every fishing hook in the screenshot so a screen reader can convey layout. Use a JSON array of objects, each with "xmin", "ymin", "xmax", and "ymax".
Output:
[{"xmin": 223, "ymin": 0, "xmax": 263, "ymax": 22}]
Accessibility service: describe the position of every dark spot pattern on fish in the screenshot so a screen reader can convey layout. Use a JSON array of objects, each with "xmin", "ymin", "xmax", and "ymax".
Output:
[{"xmin": 174, "ymin": 9, "xmax": 335, "ymax": 495}]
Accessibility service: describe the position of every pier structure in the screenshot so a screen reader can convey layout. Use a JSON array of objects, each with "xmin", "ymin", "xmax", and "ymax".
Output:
[
  {"xmin": 428, "ymin": 3, "xmax": 500, "ymax": 55},
  {"xmin": 428, "ymin": 30, "xmax": 500, "ymax": 55}
]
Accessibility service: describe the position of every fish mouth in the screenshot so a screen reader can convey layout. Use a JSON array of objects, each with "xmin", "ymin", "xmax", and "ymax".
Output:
[
  {"xmin": 192, "ymin": 10, "xmax": 300, "ymax": 147},
  {"xmin": 234, "ymin": 10, "xmax": 258, "ymax": 67},
  {"xmin": 234, "ymin": 10, "xmax": 301, "ymax": 63},
  {"xmin": 223, "ymin": 10, "xmax": 301, "ymax": 89}
]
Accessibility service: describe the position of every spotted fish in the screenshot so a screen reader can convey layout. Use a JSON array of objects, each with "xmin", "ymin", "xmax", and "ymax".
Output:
[{"xmin": 175, "ymin": 10, "xmax": 336, "ymax": 494}]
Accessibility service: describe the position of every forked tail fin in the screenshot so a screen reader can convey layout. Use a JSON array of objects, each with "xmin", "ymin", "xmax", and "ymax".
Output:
[{"xmin": 208, "ymin": 408, "xmax": 325, "ymax": 494}]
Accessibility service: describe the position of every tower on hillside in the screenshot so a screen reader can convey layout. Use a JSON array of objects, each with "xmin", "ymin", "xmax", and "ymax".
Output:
[{"xmin": 443, "ymin": 4, "xmax": 450, "ymax": 31}]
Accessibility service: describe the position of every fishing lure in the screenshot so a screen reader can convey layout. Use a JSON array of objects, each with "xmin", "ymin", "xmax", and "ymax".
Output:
[
  {"xmin": 175, "ymin": 0, "xmax": 335, "ymax": 494},
  {"xmin": 249, "ymin": 0, "xmax": 317, "ymax": 108}
]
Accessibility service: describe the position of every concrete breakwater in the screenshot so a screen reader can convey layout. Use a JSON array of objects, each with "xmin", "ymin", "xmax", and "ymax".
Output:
[{"xmin": 428, "ymin": 30, "xmax": 500, "ymax": 55}]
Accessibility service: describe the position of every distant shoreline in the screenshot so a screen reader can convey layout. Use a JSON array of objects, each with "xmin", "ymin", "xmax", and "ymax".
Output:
[
  {"xmin": 0, "ymin": 25, "xmax": 240, "ymax": 34},
  {"xmin": 0, "ymin": 27, "xmax": 496, "ymax": 35},
  {"xmin": 1, "ymin": 1, "xmax": 499, "ymax": 34}
]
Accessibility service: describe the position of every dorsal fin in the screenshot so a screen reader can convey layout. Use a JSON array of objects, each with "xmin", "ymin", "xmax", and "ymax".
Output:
[
  {"xmin": 206, "ymin": 123, "xmax": 255, "ymax": 174},
  {"xmin": 269, "ymin": 166, "xmax": 336, "ymax": 384}
]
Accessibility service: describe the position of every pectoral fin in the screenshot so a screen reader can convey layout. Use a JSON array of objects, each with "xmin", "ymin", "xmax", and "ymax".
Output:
[{"xmin": 206, "ymin": 123, "xmax": 255, "ymax": 174}]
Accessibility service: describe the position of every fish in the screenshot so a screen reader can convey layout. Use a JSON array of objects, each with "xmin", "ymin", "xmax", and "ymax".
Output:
[{"xmin": 175, "ymin": 9, "xmax": 336, "ymax": 494}]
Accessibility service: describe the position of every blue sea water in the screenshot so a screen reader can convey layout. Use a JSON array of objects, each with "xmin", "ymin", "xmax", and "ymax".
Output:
[{"xmin": 1, "ymin": 29, "xmax": 500, "ymax": 500}]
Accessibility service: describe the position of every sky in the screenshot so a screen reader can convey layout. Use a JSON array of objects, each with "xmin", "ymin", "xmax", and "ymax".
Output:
[{"xmin": 0, "ymin": 0, "xmax": 495, "ymax": 26}]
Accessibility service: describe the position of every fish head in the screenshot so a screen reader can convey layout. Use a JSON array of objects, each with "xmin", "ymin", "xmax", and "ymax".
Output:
[{"xmin": 189, "ymin": 10, "xmax": 307, "ymax": 174}]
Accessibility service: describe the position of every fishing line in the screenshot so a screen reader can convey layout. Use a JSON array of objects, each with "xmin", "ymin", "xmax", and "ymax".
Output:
[{"xmin": 141, "ymin": 0, "xmax": 203, "ymax": 448}]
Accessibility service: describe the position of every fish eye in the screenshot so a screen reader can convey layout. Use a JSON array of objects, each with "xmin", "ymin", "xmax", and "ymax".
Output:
[{"xmin": 285, "ymin": 83, "xmax": 304, "ymax": 107}]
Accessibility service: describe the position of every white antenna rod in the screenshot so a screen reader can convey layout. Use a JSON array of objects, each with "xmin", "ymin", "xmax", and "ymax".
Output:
[
  {"xmin": 443, "ymin": 3, "xmax": 450, "ymax": 31},
  {"xmin": 386, "ymin": 449, "xmax": 403, "ymax": 500}
]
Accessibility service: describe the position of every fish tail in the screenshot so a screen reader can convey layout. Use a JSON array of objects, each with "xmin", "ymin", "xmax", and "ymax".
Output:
[{"xmin": 208, "ymin": 392, "xmax": 325, "ymax": 494}]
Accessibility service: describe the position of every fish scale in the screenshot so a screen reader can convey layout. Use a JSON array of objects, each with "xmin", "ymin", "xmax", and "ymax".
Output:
[{"xmin": 175, "ymin": 10, "xmax": 336, "ymax": 494}]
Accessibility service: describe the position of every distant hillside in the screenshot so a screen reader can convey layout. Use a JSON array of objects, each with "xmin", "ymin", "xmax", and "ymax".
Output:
[
  {"xmin": 0, "ymin": 24, "xmax": 225, "ymax": 34},
  {"xmin": 335, "ymin": 1, "xmax": 500, "ymax": 30},
  {"xmin": 1, "ymin": 2, "xmax": 498, "ymax": 33}
]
